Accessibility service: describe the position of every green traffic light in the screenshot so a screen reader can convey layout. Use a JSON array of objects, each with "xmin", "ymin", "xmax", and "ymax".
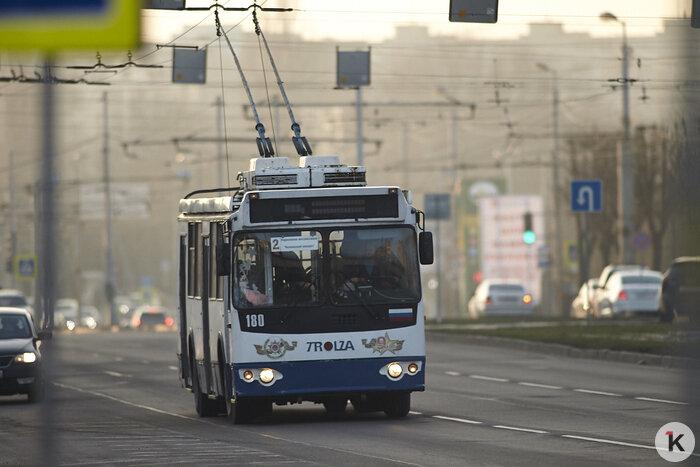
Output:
[{"xmin": 523, "ymin": 230, "xmax": 536, "ymax": 244}]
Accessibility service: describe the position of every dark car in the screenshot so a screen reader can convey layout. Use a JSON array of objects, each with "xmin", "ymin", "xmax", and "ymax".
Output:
[
  {"xmin": 659, "ymin": 257, "xmax": 700, "ymax": 322},
  {"xmin": 0, "ymin": 308, "xmax": 46, "ymax": 402}
]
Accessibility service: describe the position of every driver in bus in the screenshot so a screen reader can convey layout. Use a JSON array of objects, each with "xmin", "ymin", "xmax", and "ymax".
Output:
[{"xmin": 337, "ymin": 233, "xmax": 405, "ymax": 292}]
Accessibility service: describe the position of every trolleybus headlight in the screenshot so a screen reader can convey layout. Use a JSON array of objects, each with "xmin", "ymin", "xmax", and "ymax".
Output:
[
  {"xmin": 387, "ymin": 362, "xmax": 403, "ymax": 379},
  {"xmin": 242, "ymin": 370, "xmax": 254, "ymax": 382},
  {"xmin": 407, "ymin": 362, "xmax": 419, "ymax": 374},
  {"xmin": 259, "ymin": 368, "xmax": 275, "ymax": 384}
]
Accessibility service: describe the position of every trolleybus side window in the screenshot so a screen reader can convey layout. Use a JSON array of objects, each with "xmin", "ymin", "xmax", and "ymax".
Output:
[
  {"xmin": 210, "ymin": 222, "xmax": 224, "ymax": 300},
  {"xmin": 187, "ymin": 222, "xmax": 197, "ymax": 298}
]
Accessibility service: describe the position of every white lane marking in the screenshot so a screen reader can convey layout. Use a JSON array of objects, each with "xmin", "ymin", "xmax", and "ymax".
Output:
[
  {"xmin": 433, "ymin": 415, "xmax": 482, "ymax": 425},
  {"xmin": 445, "ymin": 371, "xmax": 461, "ymax": 376},
  {"xmin": 634, "ymin": 397, "xmax": 688, "ymax": 406},
  {"xmin": 53, "ymin": 382, "xmax": 214, "ymax": 424},
  {"xmin": 470, "ymin": 374, "xmax": 509, "ymax": 383},
  {"xmin": 114, "ymin": 357, "xmax": 124, "ymax": 362},
  {"xmin": 493, "ymin": 425, "xmax": 548, "ymax": 434},
  {"xmin": 104, "ymin": 371, "xmax": 131, "ymax": 378},
  {"xmin": 573, "ymin": 389, "xmax": 621, "ymax": 397},
  {"xmin": 562, "ymin": 435, "xmax": 656, "ymax": 451},
  {"xmin": 408, "ymin": 411, "xmax": 423, "ymax": 415},
  {"xmin": 168, "ymin": 366, "xmax": 179, "ymax": 371},
  {"xmin": 54, "ymin": 382, "xmax": 425, "ymax": 466},
  {"xmin": 517, "ymin": 382, "xmax": 563, "ymax": 390}
]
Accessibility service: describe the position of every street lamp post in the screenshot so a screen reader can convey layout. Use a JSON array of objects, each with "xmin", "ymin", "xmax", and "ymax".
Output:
[
  {"xmin": 600, "ymin": 12, "xmax": 635, "ymax": 264},
  {"xmin": 535, "ymin": 62, "xmax": 564, "ymax": 315}
]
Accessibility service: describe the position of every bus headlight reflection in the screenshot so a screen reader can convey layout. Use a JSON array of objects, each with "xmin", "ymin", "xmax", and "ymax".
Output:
[
  {"xmin": 407, "ymin": 363, "xmax": 419, "ymax": 374},
  {"xmin": 243, "ymin": 370, "xmax": 254, "ymax": 382}
]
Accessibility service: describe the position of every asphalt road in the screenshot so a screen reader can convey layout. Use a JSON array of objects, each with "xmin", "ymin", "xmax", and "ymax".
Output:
[{"xmin": 0, "ymin": 330, "xmax": 694, "ymax": 466}]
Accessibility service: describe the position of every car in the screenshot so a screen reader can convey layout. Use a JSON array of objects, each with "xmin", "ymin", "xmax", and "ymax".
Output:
[
  {"xmin": 592, "ymin": 265, "xmax": 646, "ymax": 315},
  {"xmin": 55, "ymin": 298, "xmax": 80, "ymax": 331},
  {"xmin": 80, "ymin": 305, "xmax": 103, "ymax": 330},
  {"xmin": 0, "ymin": 307, "xmax": 47, "ymax": 402},
  {"xmin": 130, "ymin": 306, "xmax": 175, "ymax": 331},
  {"xmin": 595, "ymin": 269, "xmax": 662, "ymax": 318},
  {"xmin": 0, "ymin": 290, "xmax": 35, "ymax": 323},
  {"xmin": 570, "ymin": 278, "xmax": 598, "ymax": 319},
  {"xmin": 659, "ymin": 256, "xmax": 700, "ymax": 323},
  {"xmin": 468, "ymin": 280, "xmax": 534, "ymax": 318}
]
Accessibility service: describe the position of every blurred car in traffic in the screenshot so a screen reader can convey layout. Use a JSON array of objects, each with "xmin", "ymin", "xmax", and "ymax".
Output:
[
  {"xmin": 592, "ymin": 265, "xmax": 647, "ymax": 315},
  {"xmin": 595, "ymin": 269, "xmax": 662, "ymax": 318},
  {"xmin": 130, "ymin": 306, "xmax": 175, "ymax": 331},
  {"xmin": 468, "ymin": 280, "xmax": 534, "ymax": 318},
  {"xmin": 80, "ymin": 305, "xmax": 103, "ymax": 330},
  {"xmin": 570, "ymin": 278, "xmax": 597, "ymax": 319},
  {"xmin": 0, "ymin": 290, "xmax": 35, "ymax": 323},
  {"xmin": 55, "ymin": 298, "xmax": 80, "ymax": 331},
  {"xmin": 659, "ymin": 256, "xmax": 700, "ymax": 323},
  {"xmin": 0, "ymin": 307, "xmax": 46, "ymax": 402}
]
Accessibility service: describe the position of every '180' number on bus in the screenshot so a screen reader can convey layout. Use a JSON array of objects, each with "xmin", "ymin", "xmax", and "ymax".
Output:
[{"xmin": 246, "ymin": 314, "xmax": 265, "ymax": 328}]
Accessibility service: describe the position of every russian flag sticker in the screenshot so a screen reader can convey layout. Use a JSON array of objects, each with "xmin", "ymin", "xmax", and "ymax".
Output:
[{"xmin": 388, "ymin": 308, "xmax": 413, "ymax": 321}]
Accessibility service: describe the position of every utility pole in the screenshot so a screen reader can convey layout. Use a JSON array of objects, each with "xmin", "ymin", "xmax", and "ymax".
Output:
[
  {"xmin": 536, "ymin": 62, "xmax": 564, "ymax": 314},
  {"xmin": 356, "ymin": 87, "xmax": 363, "ymax": 166},
  {"xmin": 8, "ymin": 151, "xmax": 16, "ymax": 289},
  {"xmin": 103, "ymin": 92, "xmax": 116, "ymax": 328},
  {"xmin": 600, "ymin": 12, "xmax": 635, "ymax": 264}
]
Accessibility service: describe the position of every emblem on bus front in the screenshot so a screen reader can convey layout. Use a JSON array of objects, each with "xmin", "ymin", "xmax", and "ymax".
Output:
[
  {"xmin": 362, "ymin": 333, "xmax": 404, "ymax": 355},
  {"xmin": 255, "ymin": 338, "xmax": 298, "ymax": 359}
]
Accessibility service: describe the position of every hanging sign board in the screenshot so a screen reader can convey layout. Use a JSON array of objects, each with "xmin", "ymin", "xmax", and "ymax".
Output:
[
  {"xmin": 337, "ymin": 50, "xmax": 370, "ymax": 88},
  {"xmin": 173, "ymin": 48, "xmax": 207, "ymax": 84},
  {"xmin": 449, "ymin": 0, "xmax": 499, "ymax": 23},
  {"xmin": 0, "ymin": 0, "xmax": 140, "ymax": 50}
]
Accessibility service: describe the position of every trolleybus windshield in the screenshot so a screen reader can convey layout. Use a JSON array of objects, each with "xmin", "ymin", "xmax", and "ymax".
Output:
[{"xmin": 232, "ymin": 227, "xmax": 420, "ymax": 310}]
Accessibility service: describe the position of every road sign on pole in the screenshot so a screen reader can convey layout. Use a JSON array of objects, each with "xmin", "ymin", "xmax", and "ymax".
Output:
[
  {"xmin": 14, "ymin": 255, "xmax": 37, "ymax": 281},
  {"xmin": 570, "ymin": 180, "xmax": 602, "ymax": 213},
  {"xmin": 424, "ymin": 193, "xmax": 451, "ymax": 220}
]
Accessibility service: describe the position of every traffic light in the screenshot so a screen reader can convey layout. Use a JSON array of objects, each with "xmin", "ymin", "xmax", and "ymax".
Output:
[{"xmin": 522, "ymin": 212, "xmax": 536, "ymax": 244}]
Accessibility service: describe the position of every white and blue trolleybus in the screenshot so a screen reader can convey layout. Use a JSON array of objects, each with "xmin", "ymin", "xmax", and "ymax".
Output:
[{"xmin": 177, "ymin": 155, "xmax": 434, "ymax": 423}]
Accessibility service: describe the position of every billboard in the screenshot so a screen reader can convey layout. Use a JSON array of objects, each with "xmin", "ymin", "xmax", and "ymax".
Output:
[{"xmin": 478, "ymin": 195, "xmax": 544, "ymax": 302}]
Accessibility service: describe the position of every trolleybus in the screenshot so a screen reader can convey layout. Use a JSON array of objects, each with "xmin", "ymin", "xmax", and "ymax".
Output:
[{"xmin": 177, "ymin": 154, "xmax": 433, "ymax": 423}]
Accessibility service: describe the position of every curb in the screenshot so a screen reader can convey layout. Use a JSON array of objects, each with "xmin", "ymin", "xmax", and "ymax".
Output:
[{"xmin": 426, "ymin": 331, "xmax": 696, "ymax": 369}]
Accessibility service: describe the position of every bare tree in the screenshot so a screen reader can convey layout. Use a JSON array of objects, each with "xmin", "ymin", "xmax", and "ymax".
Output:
[{"xmin": 566, "ymin": 132, "xmax": 619, "ymax": 284}]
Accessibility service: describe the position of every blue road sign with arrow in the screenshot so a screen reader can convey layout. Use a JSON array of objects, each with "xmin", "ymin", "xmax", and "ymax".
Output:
[{"xmin": 570, "ymin": 180, "xmax": 602, "ymax": 213}]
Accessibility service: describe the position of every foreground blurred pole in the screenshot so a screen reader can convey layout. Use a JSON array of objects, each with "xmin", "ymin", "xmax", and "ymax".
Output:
[
  {"xmin": 600, "ymin": 12, "xmax": 635, "ymax": 264},
  {"xmin": 39, "ymin": 60, "xmax": 57, "ymax": 467},
  {"xmin": 679, "ymin": 21, "xmax": 700, "ymax": 446}
]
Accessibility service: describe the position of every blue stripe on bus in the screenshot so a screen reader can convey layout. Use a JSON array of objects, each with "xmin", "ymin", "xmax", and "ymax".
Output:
[{"xmin": 232, "ymin": 357, "xmax": 425, "ymax": 397}]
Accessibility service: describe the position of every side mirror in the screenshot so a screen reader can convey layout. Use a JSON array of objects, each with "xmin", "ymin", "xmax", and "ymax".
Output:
[
  {"xmin": 419, "ymin": 231, "xmax": 434, "ymax": 265},
  {"xmin": 215, "ymin": 243, "xmax": 231, "ymax": 276},
  {"xmin": 37, "ymin": 330, "xmax": 52, "ymax": 341}
]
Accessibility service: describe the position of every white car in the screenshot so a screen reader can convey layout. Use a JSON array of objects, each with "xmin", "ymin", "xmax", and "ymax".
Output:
[
  {"xmin": 595, "ymin": 269, "xmax": 662, "ymax": 317},
  {"xmin": 468, "ymin": 280, "xmax": 534, "ymax": 318},
  {"xmin": 0, "ymin": 289, "xmax": 35, "ymax": 323},
  {"xmin": 570, "ymin": 278, "xmax": 597, "ymax": 319}
]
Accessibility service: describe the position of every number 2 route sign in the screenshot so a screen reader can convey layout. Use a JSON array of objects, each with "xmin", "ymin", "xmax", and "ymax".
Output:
[
  {"xmin": 570, "ymin": 180, "xmax": 602, "ymax": 213},
  {"xmin": 0, "ymin": 0, "xmax": 140, "ymax": 51}
]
